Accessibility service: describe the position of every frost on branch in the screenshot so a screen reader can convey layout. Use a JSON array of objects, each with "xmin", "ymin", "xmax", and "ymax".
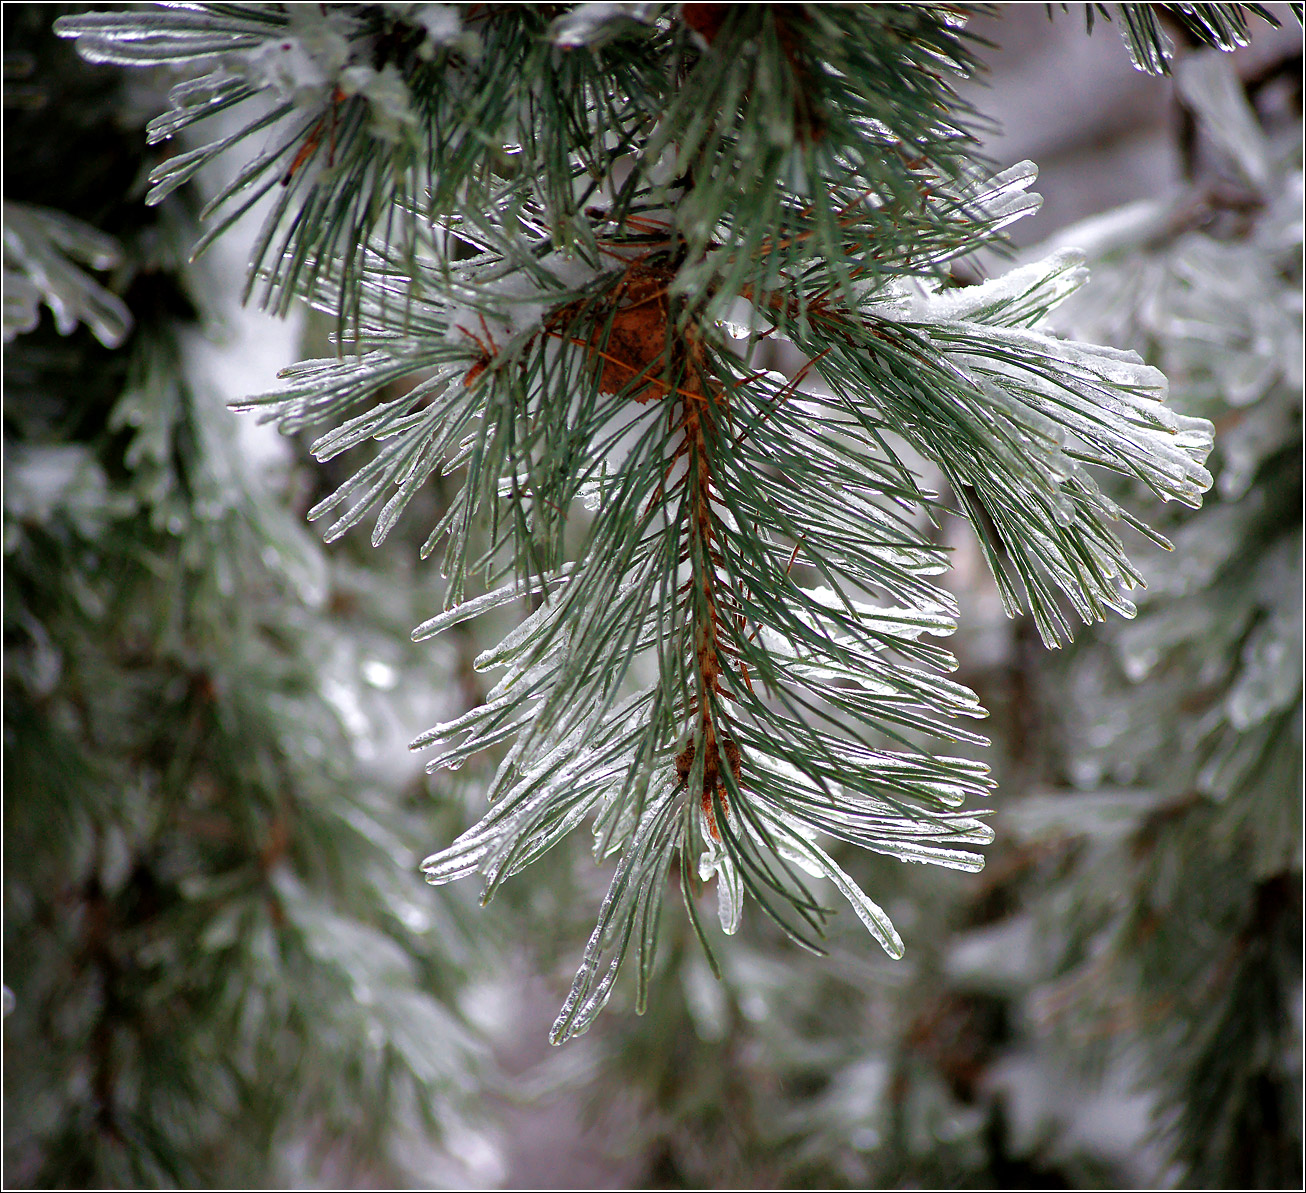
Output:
[
  {"xmin": 2, "ymin": 202, "xmax": 132, "ymax": 348},
  {"xmin": 70, "ymin": 4, "xmax": 1218, "ymax": 1039}
]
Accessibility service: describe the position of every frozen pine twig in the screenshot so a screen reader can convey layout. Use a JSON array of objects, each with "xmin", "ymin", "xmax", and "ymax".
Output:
[{"xmin": 54, "ymin": 2, "xmax": 1235, "ymax": 1041}]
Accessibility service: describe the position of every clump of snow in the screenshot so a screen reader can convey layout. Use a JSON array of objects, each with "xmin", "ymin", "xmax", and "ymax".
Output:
[
  {"xmin": 409, "ymin": 3, "xmax": 462, "ymax": 48},
  {"xmin": 549, "ymin": 3, "xmax": 659, "ymax": 49},
  {"xmin": 340, "ymin": 61, "xmax": 418, "ymax": 142},
  {"xmin": 239, "ymin": 8, "xmax": 352, "ymax": 105}
]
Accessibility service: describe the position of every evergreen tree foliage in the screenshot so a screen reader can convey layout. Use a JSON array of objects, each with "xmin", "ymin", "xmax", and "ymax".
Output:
[
  {"xmin": 49, "ymin": 2, "xmax": 1268, "ymax": 1047},
  {"xmin": 4, "ymin": 9, "xmax": 490, "ymax": 1186},
  {"xmin": 1019, "ymin": 45, "xmax": 1303, "ymax": 1187},
  {"xmin": 558, "ymin": 40, "xmax": 1302, "ymax": 1186},
  {"xmin": 596, "ymin": 39, "xmax": 1305, "ymax": 1189},
  {"xmin": 9, "ymin": 3, "xmax": 1297, "ymax": 1188}
]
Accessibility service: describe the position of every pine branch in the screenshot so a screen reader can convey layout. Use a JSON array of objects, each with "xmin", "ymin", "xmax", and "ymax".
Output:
[
  {"xmin": 5, "ymin": 10, "xmax": 491, "ymax": 1182},
  {"xmin": 62, "ymin": 2, "xmax": 1221, "ymax": 1041}
]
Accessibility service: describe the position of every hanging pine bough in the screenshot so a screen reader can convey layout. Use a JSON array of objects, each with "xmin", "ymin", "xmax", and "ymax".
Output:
[{"xmin": 57, "ymin": 3, "xmax": 1237, "ymax": 1042}]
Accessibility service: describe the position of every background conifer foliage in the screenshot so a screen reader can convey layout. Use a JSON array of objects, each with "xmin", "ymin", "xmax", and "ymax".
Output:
[{"xmin": 5, "ymin": 2, "xmax": 1300, "ymax": 1187}]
